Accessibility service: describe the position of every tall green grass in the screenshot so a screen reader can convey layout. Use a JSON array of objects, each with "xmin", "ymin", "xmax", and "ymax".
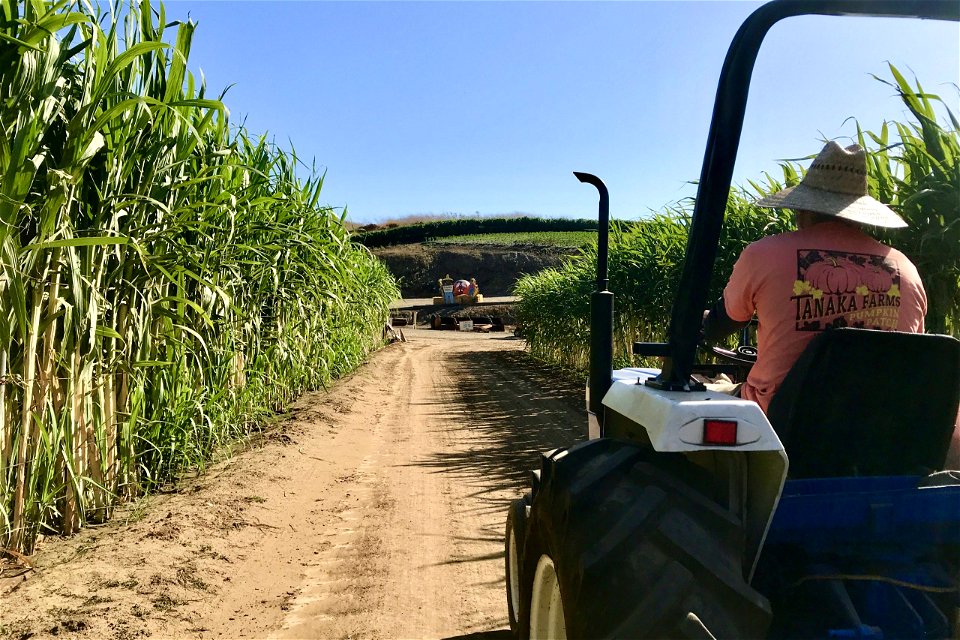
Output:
[
  {"xmin": 859, "ymin": 64, "xmax": 960, "ymax": 334},
  {"xmin": 1, "ymin": 0, "xmax": 397, "ymax": 553},
  {"xmin": 515, "ymin": 186, "xmax": 794, "ymax": 371},
  {"xmin": 517, "ymin": 66, "xmax": 958, "ymax": 371}
]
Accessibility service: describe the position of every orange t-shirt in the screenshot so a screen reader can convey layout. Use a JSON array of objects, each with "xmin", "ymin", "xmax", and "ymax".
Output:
[{"xmin": 724, "ymin": 221, "xmax": 927, "ymax": 413}]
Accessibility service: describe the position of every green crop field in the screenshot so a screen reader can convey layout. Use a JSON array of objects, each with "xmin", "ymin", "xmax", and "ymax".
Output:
[
  {"xmin": 356, "ymin": 216, "xmax": 598, "ymax": 247},
  {"xmin": 429, "ymin": 231, "xmax": 597, "ymax": 248},
  {"xmin": 0, "ymin": 0, "xmax": 397, "ymax": 553}
]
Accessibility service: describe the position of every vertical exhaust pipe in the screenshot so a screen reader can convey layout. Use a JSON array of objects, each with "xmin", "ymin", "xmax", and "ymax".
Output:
[{"xmin": 574, "ymin": 172, "xmax": 614, "ymax": 439}]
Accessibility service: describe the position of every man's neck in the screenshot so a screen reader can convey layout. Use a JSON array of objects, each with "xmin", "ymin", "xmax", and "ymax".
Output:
[{"xmin": 797, "ymin": 212, "xmax": 860, "ymax": 231}]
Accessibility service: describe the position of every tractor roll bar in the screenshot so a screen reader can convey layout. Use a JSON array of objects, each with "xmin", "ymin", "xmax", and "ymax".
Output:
[{"xmin": 642, "ymin": 0, "xmax": 960, "ymax": 392}]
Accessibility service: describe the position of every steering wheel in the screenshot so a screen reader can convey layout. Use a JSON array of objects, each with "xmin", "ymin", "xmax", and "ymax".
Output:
[{"xmin": 708, "ymin": 344, "xmax": 758, "ymax": 365}]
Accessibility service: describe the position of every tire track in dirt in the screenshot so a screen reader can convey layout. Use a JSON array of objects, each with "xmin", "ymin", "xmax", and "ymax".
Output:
[
  {"xmin": 276, "ymin": 343, "xmax": 423, "ymax": 636},
  {"xmin": 299, "ymin": 334, "xmax": 588, "ymax": 639}
]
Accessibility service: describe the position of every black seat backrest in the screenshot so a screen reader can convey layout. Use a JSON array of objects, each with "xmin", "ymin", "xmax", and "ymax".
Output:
[{"xmin": 766, "ymin": 328, "xmax": 960, "ymax": 479}]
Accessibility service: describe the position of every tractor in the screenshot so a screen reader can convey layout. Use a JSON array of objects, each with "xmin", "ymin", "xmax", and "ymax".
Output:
[{"xmin": 504, "ymin": 1, "xmax": 960, "ymax": 638}]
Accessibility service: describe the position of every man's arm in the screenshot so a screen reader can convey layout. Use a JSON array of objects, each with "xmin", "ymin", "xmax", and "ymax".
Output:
[
  {"xmin": 702, "ymin": 296, "xmax": 750, "ymax": 342},
  {"xmin": 704, "ymin": 240, "xmax": 760, "ymax": 343}
]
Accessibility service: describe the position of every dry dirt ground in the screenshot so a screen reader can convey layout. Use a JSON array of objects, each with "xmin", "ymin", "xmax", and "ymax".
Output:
[{"xmin": 1, "ymin": 330, "xmax": 585, "ymax": 640}]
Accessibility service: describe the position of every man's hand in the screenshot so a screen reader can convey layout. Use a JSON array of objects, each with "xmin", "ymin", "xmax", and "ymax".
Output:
[{"xmin": 702, "ymin": 296, "xmax": 749, "ymax": 343}]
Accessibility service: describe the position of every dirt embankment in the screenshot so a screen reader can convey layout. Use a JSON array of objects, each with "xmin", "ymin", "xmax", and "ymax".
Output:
[
  {"xmin": 1, "ymin": 330, "xmax": 585, "ymax": 640},
  {"xmin": 372, "ymin": 244, "xmax": 578, "ymax": 297}
]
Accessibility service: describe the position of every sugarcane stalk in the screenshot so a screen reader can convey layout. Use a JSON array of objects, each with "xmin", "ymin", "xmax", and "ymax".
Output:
[
  {"xmin": 62, "ymin": 349, "xmax": 81, "ymax": 535},
  {"xmin": 10, "ymin": 283, "xmax": 47, "ymax": 550}
]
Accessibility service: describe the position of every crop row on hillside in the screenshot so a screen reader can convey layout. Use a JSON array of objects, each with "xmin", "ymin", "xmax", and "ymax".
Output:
[
  {"xmin": 516, "ymin": 66, "xmax": 959, "ymax": 372},
  {"xmin": 356, "ymin": 216, "xmax": 600, "ymax": 248},
  {"xmin": 1, "ymin": 0, "xmax": 397, "ymax": 553},
  {"xmin": 428, "ymin": 231, "xmax": 597, "ymax": 248}
]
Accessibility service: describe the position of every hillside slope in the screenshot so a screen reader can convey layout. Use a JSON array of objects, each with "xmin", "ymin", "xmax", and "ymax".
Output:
[{"xmin": 372, "ymin": 243, "xmax": 579, "ymax": 297}]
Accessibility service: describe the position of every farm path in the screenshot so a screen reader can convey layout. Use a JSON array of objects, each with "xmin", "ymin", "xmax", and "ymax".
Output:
[{"xmin": 1, "ymin": 330, "xmax": 585, "ymax": 640}]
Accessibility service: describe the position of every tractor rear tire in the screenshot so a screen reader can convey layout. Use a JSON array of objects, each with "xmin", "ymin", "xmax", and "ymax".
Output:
[
  {"xmin": 519, "ymin": 438, "xmax": 771, "ymax": 639},
  {"xmin": 506, "ymin": 494, "xmax": 531, "ymax": 635}
]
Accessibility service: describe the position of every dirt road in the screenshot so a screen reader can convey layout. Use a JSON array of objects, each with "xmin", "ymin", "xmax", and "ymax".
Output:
[{"xmin": 1, "ymin": 330, "xmax": 585, "ymax": 639}]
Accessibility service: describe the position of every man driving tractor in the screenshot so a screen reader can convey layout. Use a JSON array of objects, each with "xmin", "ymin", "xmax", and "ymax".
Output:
[
  {"xmin": 702, "ymin": 140, "xmax": 960, "ymax": 467},
  {"xmin": 703, "ymin": 141, "xmax": 927, "ymax": 409}
]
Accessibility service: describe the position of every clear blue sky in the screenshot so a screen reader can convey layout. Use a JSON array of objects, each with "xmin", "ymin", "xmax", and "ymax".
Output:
[{"xmin": 165, "ymin": 1, "xmax": 958, "ymax": 223}]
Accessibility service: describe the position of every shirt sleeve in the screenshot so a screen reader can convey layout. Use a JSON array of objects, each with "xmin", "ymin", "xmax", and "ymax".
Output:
[
  {"xmin": 723, "ymin": 242, "xmax": 760, "ymax": 323},
  {"xmin": 906, "ymin": 259, "xmax": 927, "ymax": 333},
  {"xmin": 886, "ymin": 249, "xmax": 928, "ymax": 333}
]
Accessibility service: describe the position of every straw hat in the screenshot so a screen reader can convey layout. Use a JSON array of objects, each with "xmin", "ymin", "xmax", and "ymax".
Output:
[{"xmin": 756, "ymin": 141, "xmax": 907, "ymax": 228}]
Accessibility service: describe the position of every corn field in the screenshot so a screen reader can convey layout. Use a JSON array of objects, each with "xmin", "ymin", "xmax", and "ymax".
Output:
[
  {"xmin": 517, "ymin": 66, "xmax": 960, "ymax": 371},
  {"xmin": 515, "ymin": 191, "xmax": 794, "ymax": 371},
  {"xmin": 1, "ymin": 0, "xmax": 398, "ymax": 554}
]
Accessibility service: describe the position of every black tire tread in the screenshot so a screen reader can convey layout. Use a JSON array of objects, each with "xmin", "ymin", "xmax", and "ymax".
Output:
[
  {"xmin": 608, "ymin": 560, "xmax": 695, "ymax": 637},
  {"xmin": 520, "ymin": 438, "xmax": 771, "ymax": 639}
]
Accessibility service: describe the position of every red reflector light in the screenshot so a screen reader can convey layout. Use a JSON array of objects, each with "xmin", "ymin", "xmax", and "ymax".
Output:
[{"xmin": 703, "ymin": 419, "xmax": 738, "ymax": 446}]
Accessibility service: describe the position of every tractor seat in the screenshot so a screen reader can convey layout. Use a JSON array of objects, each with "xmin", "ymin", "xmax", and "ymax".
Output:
[{"xmin": 766, "ymin": 328, "xmax": 960, "ymax": 479}]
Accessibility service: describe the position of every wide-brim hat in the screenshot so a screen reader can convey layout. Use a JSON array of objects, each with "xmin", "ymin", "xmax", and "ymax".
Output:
[{"xmin": 756, "ymin": 141, "xmax": 907, "ymax": 228}]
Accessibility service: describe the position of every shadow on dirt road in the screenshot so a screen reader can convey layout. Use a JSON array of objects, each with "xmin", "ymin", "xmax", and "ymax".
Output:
[
  {"xmin": 409, "ymin": 348, "xmax": 586, "ymax": 499},
  {"xmin": 442, "ymin": 630, "xmax": 514, "ymax": 640}
]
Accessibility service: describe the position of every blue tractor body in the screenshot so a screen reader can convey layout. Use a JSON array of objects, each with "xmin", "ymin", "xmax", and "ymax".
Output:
[{"xmin": 759, "ymin": 476, "xmax": 960, "ymax": 638}]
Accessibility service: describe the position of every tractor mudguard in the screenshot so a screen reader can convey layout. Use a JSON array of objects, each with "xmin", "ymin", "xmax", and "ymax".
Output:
[{"xmin": 601, "ymin": 366, "xmax": 788, "ymax": 579}]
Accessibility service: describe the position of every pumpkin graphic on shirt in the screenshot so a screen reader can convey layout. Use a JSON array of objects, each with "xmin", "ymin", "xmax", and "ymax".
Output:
[
  {"xmin": 804, "ymin": 257, "xmax": 848, "ymax": 294},
  {"xmin": 858, "ymin": 261, "xmax": 895, "ymax": 293},
  {"xmin": 794, "ymin": 250, "xmax": 900, "ymax": 332}
]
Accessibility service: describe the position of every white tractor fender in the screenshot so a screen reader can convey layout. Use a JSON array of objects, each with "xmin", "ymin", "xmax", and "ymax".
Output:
[{"xmin": 602, "ymin": 367, "xmax": 789, "ymax": 579}]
